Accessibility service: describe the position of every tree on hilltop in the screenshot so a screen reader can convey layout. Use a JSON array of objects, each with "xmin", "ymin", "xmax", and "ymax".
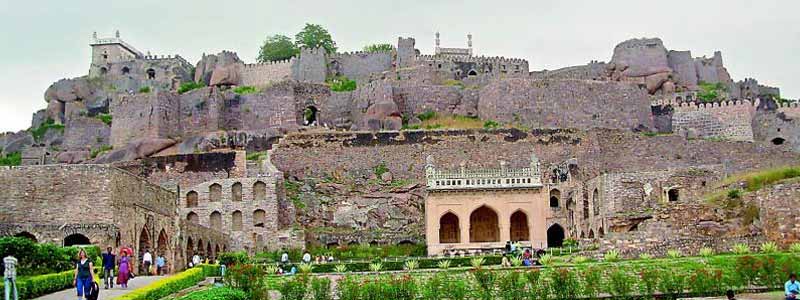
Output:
[
  {"xmin": 257, "ymin": 34, "xmax": 299, "ymax": 63},
  {"xmin": 295, "ymin": 23, "xmax": 337, "ymax": 54},
  {"xmin": 363, "ymin": 43, "xmax": 395, "ymax": 53}
]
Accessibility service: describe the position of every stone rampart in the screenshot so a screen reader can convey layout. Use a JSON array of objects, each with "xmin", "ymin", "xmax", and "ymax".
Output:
[
  {"xmin": 111, "ymin": 91, "xmax": 181, "ymax": 148},
  {"xmin": 479, "ymin": 79, "xmax": 653, "ymax": 130},
  {"xmin": 239, "ymin": 59, "xmax": 294, "ymax": 87},
  {"xmin": 329, "ymin": 51, "xmax": 393, "ymax": 82},
  {"xmin": 665, "ymin": 99, "xmax": 758, "ymax": 141}
]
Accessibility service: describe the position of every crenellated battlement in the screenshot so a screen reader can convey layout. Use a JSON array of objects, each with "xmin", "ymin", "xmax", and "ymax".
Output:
[
  {"xmin": 417, "ymin": 54, "xmax": 528, "ymax": 65},
  {"xmin": 242, "ymin": 58, "xmax": 295, "ymax": 68},
  {"xmin": 652, "ymin": 98, "xmax": 760, "ymax": 110},
  {"xmin": 330, "ymin": 50, "xmax": 393, "ymax": 58},
  {"xmin": 425, "ymin": 153, "xmax": 543, "ymax": 191}
]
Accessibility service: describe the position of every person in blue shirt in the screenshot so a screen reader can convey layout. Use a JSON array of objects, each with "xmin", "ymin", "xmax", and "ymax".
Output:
[
  {"xmin": 101, "ymin": 247, "xmax": 116, "ymax": 289},
  {"xmin": 155, "ymin": 255, "xmax": 166, "ymax": 275},
  {"xmin": 786, "ymin": 273, "xmax": 800, "ymax": 300}
]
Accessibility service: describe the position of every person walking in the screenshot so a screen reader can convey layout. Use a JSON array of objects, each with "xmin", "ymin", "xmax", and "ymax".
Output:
[
  {"xmin": 73, "ymin": 249, "xmax": 96, "ymax": 300},
  {"xmin": 192, "ymin": 253, "xmax": 201, "ymax": 267},
  {"xmin": 117, "ymin": 250, "xmax": 131, "ymax": 289},
  {"xmin": 155, "ymin": 254, "xmax": 166, "ymax": 275},
  {"xmin": 142, "ymin": 249, "xmax": 153, "ymax": 275},
  {"xmin": 101, "ymin": 247, "xmax": 116, "ymax": 289}
]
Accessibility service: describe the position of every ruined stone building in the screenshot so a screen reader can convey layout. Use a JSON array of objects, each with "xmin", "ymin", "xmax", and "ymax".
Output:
[{"xmin": 1, "ymin": 29, "xmax": 799, "ymax": 260}]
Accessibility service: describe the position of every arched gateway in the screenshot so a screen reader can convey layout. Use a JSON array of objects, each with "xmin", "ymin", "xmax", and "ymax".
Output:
[{"xmin": 425, "ymin": 153, "xmax": 556, "ymax": 255}]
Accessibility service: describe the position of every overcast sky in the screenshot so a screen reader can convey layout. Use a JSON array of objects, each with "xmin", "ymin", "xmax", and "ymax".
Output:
[{"xmin": 0, "ymin": 0, "xmax": 797, "ymax": 132}]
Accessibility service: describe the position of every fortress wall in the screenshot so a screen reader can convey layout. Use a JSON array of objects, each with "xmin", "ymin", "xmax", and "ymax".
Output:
[
  {"xmin": 670, "ymin": 100, "xmax": 757, "ymax": 141},
  {"xmin": 237, "ymin": 83, "xmax": 298, "ymax": 131},
  {"xmin": 292, "ymin": 47, "xmax": 327, "ymax": 84},
  {"xmin": 114, "ymin": 151, "xmax": 246, "ymax": 192},
  {"xmin": 530, "ymin": 63, "xmax": 607, "ymax": 81},
  {"xmin": 178, "ymin": 87, "xmax": 222, "ymax": 136},
  {"xmin": 239, "ymin": 59, "xmax": 294, "ymax": 87},
  {"xmin": 330, "ymin": 51, "xmax": 393, "ymax": 82},
  {"xmin": 393, "ymin": 85, "xmax": 478, "ymax": 117},
  {"xmin": 478, "ymin": 79, "xmax": 653, "ymax": 130},
  {"xmin": 110, "ymin": 91, "xmax": 181, "ymax": 148},
  {"xmin": 63, "ymin": 115, "xmax": 111, "ymax": 151},
  {"xmin": 271, "ymin": 129, "xmax": 798, "ymax": 183}
]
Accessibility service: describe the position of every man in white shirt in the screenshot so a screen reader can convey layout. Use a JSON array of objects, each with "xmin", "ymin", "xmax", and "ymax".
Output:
[
  {"xmin": 192, "ymin": 254, "xmax": 201, "ymax": 266},
  {"xmin": 302, "ymin": 251, "xmax": 311, "ymax": 263},
  {"xmin": 280, "ymin": 251, "xmax": 289, "ymax": 264},
  {"xmin": 142, "ymin": 249, "xmax": 153, "ymax": 275}
]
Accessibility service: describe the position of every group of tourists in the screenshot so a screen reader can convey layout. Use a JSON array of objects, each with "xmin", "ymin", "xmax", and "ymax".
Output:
[
  {"xmin": 73, "ymin": 246, "xmax": 167, "ymax": 300},
  {"xmin": 500, "ymin": 240, "xmax": 541, "ymax": 267}
]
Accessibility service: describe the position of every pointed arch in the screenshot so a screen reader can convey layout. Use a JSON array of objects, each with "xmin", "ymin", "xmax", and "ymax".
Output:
[
  {"xmin": 232, "ymin": 210, "xmax": 243, "ymax": 231},
  {"xmin": 439, "ymin": 212, "xmax": 460, "ymax": 244},
  {"xmin": 187, "ymin": 212, "xmax": 199, "ymax": 223},
  {"xmin": 253, "ymin": 181, "xmax": 266, "ymax": 201},
  {"xmin": 592, "ymin": 188, "xmax": 600, "ymax": 216},
  {"xmin": 469, "ymin": 205, "xmax": 499, "ymax": 242},
  {"xmin": 209, "ymin": 184, "xmax": 222, "ymax": 202},
  {"xmin": 547, "ymin": 224, "xmax": 565, "ymax": 247},
  {"xmin": 186, "ymin": 191, "xmax": 198, "ymax": 208},
  {"xmin": 253, "ymin": 209, "xmax": 266, "ymax": 227},
  {"xmin": 139, "ymin": 227, "xmax": 152, "ymax": 254},
  {"xmin": 186, "ymin": 237, "xmax": 194, "ymax": 261},
  {"xmin": 588, "ymin": 229, "xmax": 595, "ymax": 239},
  {"xmin": 210, "ymin": 211, "xmax": 222, "ymax": 228},
  {"xmin": 232, "ymin": 182, "xmax": 243, "ymax": 202},
  {"xmin": 510, "ymin": 210, "xmax": 530, "ymax": 241},
  {"xmin": 197, "ymin": 239, "xmax": 204, "ymax": 257},
  {"xmin": 157, "ymin": 229, "xmax": 169, "ymax": 257}
]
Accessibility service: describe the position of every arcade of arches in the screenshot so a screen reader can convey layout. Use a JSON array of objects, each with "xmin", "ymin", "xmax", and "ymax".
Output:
[{"xmin": 426, "ymin": 188, "xmax": 561, "ymax": 255}]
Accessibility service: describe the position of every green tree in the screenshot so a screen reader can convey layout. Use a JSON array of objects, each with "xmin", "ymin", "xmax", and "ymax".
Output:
[
  {"xmin": 257, "ymin": 34, "xmax": 298, "ymax": 63},
  {"xmin": 363, "ymin": 43, "xmax": 395, "ymax": 53},
  {"xmin": 295, "ymin": 23, "xmax": 337, "ymax": 53}
]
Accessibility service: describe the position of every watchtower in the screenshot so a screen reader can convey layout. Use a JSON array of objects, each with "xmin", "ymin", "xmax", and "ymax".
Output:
[{"xmin": 89, "ymin": 30, "xmax": 144, "ymax": 77}]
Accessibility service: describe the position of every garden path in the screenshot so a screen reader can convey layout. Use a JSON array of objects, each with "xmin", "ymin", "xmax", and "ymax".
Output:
[{"xmin": 33, "ymin": 275, "xmax": 163, "ymax": 300}]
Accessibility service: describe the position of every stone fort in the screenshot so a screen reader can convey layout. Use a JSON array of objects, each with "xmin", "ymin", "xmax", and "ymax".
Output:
[{"xmin": 1, "ymin": 30, "xmax": 799, "ymax": 267}]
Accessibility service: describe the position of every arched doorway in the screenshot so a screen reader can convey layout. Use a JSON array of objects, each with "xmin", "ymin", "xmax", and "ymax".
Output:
[
  {"xmin": 547, "ymin": 224, "xmax": 565, "ymax": 247},
  {"xmin": 592, "ymin": 188, "xmax": 600, "ymax": 216},
  {"xmin": 146, "ymin": 68, "xmax": 156, "ymax": 79},
  {"xmin": 668, "ymin": 189, "xmax": 679, "ymax": 202},
  {"xmin": 209, "ymin": 184, "xmax": 222, "ymax": 202},
  {"xmin": 139, "ymin": 227, "xmax": 151, "ymax": 272},
  {"xmin": 157, "ymin": 229, "xmax": 169, "ymax": 258},
  {"xmin": 253, "ymin": 209, "xmax": 266, "ymax": 227},
  {"xmin": 772, "ymin": 137, "xmax": 786, "ymax": 145},
  {"xmin": 197, "ymin": 239, "xmax": 204, "ymax": 257},
  {"xmin": 510, "ymin": 210, "xmax": 530, "ymax": 241},
  {"xmin": 467, "ymin": 69, "xmax": 478, "ymax": 76},
  {"xmin": 186, "ymin": 191, "xmax": 198, "ymax": 207},
  {"xmin": 303, "ymin": 106, "xmax": 318, "ymax": 126},
  {"xmin": 253, "ymin": 181, "xmax": 266, "ymax": 201},
  {"xmin": 469, "ymin": 205, "xmax": 499, "ymax": 243},
  {"xmin": 588, "ymin": 229, "xmax": 595, "ymax": 239},
  {"xmin": 14, "ymin": 232, "xmax": 37, "ymax": 242},
  {"xmin": 187, "ymin": 212, "xmax": 199, "ymax": 223},
  {"xmin": 206, "ymin": 242, "xmax": 212, "ymax": 260},
  {"xmin": 439, "ymin": 212, "xmax": 460, "ymax": 243},
  {"xmin": 215, "ymin": 244, "xmax": 221, "ymax": 256},
  {"xmin": 64, "ymin": 233, "xmax": 90, "ymax": 246}
]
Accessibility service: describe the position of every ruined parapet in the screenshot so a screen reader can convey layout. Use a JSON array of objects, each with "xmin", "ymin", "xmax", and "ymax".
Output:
[
  {"xmin": 239, "ymin": 58, "xmax": 295, "ymax": 87},
  {"xmin": 531, "ymin": 61, "xmax": 607, "ymax": 81},
  {"xmin": 425, "ymin": 153, "xmax": 543, "ymax": 191},
  {"xmin": 396, "ymin": 37, "xmax": 417, "ymax": 68},
  {"xmin": 670, "ymin": 99, "xmax": 759, "ymax": 141},
  {"xmin": 328, "ymin": 50, "xmax": 393, "ymax": 82},
  {"xmin": 110, "ymin": 91, "xmax": 181, "ymax": 148}
]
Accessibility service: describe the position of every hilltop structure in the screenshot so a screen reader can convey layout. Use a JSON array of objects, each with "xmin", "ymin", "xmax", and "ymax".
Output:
[{"xmin": 0, "ymin": 29, "xmax": 799, "ymax": 265}]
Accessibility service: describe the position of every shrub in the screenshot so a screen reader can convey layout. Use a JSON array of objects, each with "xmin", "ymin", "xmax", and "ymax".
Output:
[
  {"xmin": 138, "ymin": 86, "xmax": 151, "ymax": 93},
  {"xmin": 420, "ymin": 272, "xmax": 444, "ymax": 300},
  {"xmin": 0, "ymin": 238, "xmax": 99, "ymax": 276},
  {"xmin": 233, "ymin": 85, "xmax": 259, "ymax": 95},
  {"xmin": 30, "ymin": 118, "xmax": 65, "ymax": 142},
  {"xmin": 417, "ymin": 110, "xmax": 437, "ymax": 122},
  {"xmin": 436, "ymin": 259, "xmax": 451, "ymax": 269},
  {"xmin": 310, "ymin": 277, "xmax": 332, "ymax": 300},
  {"xmin": 278, "ymin": 275, "xmax": 309, "ymax": 300},
  {"xmin": 442, "ymin": 275, "xmax": 469, "ymax": 300},
  {"xmin": 264, "ymin": 263, "xmax": 278, "ymax": 275},
  {"xmin": 607, "ymin": 268, "xmax": 635, "ymax": 299},
  {"xmin": 178, "ymin": 81, "xmax": 205, "ymax": 94},
  {"xmin": 368, "ymin": 262, "xmax": 383, "ymax": 272},
  {"xmin": 471, "ymin": 268, "xmax": 497, "ymax": 300},
  {"xmin": 539, "ymin": 254, "xmax": 554, "ymax": 265},
  {"xmin": 223, "ymin": 264, "xmax": 268, "ymax": 300},
  {"xmin": 483, "ymin": 120, "xmax": 501, "ymax": 129},
  {"xmin": 657, "ymin": 267, "xmax": 687, "ymax": 299},
  {"xmin": 563, "ymin": 238, "xmax": 579, "ymax": 248},
  {"xmin": 245, "ymin": 151, "xmax": 267, "ymax": 161},
  {"xmin": 638, "ymin": 253, "xmax": 653, "ymax": 260},
  {"xmin": 403, "ymin": 259, "xmax": 419, "ymax": 271},
  {"xmin": 95, "ymin": 113, "xmax": 113, "ymax": 126},
  {"xmin": 498, "ymin": 271, "xmax": 526, "ymax": 300},
  {"xmin": 639, "ymin": 268, "xmax": 660, "ymax": 298},
  {"xmin": 524, "ymin": 269, "xmax": 550, "ymax": 300},
  {"xmin": 327, "ymin": 76, "xmax": 357, "ymax": 92},
  {"xmin": 667, "ymin": 249, "xmax": 683, "ymax": 258},
  {"xmin": 298, "ymin": 262, "xmax": 314, "ymax": 274},
  {"xmin": 470, "ymin": 257, "xmax": 485, "ymax": 269},
  {"xmin": 373, "ymin": 162, "xmax": 389, "ymax": 177},
  {"xmin": 218, "ymin": 251, "xmax": 249, "ymax": 266},
  {"xmin": 582, "ymin": 267, "xmax": 603, "ymax": 299},
  {"xmin": 604, "ymin": 249, "xmax": 621, "ymax": 262},
  {"xmin": 363, "ymin": 43, "xmax": 395, "ymax": 53},
  {"xmin": 90, "ymin": 145, "xmax": 113, "ymax": 159},
  {"xmin": 334, "ymin": 264, "xmax": 347, "ymax": 273},
  {"xmin": 790, "ymin": 243, "xmax": 800, "ymax": 253},
  {"xmin": 760, "ymin": 241, "xmax": 779, "ymax": 253},
  {"xmin": 510, "ymin": 256, "xmax": 524, "ymax": 266},
  {"xmin": 550, "ymin": 268, "xmax": 581, "ymax": 299},
  {"xmin": 336, "ymin": 276, "xmax": 360, "ymax": 300},
  {"xmin": 727, "ymin": 189, "xmax": 742, "ymax": 199},
  {"xmin": 0, "ymin": 152, "xmax": 21, "ymax": 166},
  {"xmin": 732, "ymin": 243, "xmax": 750, "ymax": 254},
  {"xmin": 698, "ymin": 247, "xmax": 715, "ymax": 257},
  {"xmin": 177, "ymin": 287, "xmax": 247, "ymax": 300},
  {"xmin": 689, "ymin": 267, "xmax": 723, "ymax": 297}
]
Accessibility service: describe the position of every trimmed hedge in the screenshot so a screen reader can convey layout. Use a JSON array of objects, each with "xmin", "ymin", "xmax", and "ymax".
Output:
[
  {"xmin": 177, "ymin": 287, "xmax": 247, "ymax": 300},
  {"xmin": 0, "ymin": 237, "xmax": 100, "ymax": 276},
  {"xmin": 274, "ymin": 255, "xmax": 502, "ymax": 273},
  {"xmin": 115, "ymin": 265, "xmax": 219, "ymax": 300},
  {"xmin": 0, "ymin": 267, "xmax": 101, "ymax": 300}
]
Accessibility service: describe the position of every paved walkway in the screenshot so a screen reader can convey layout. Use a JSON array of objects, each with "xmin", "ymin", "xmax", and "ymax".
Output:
[{"xmin": 34, "ymin": 276, "xmax": 164, "ymax": 300}]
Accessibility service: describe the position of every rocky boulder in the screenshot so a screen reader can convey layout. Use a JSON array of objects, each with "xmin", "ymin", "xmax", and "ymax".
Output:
[
  {"xmin": 610, "ymin": 38, "xmax": 671, "ymax": 78},
  {"xmin": 358, "ymin": 100, "xmax": 402, "ymax": 131},
  {"xmin": 195, "ymin": 51, "xmax": 243, "ymax": 86},
  {"xmin": 93, "ymin": 138, "xmax": 175, "ymax": 163}
]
